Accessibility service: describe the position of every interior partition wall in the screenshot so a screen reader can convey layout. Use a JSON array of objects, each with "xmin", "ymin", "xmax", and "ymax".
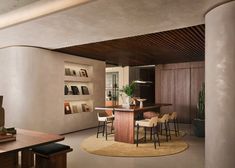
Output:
[{"xmin": 0, "ymin": 46, "xmax": 105, "ymax": 134}]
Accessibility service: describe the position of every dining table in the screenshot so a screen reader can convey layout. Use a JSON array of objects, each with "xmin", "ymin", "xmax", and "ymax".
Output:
[
  {"xmin": 95, "ymin": 103, "xmax": 171, "ymax": 144},
  {"xmin": 0, "ymin": 128, "xmax": 64, "ymax": 168}
]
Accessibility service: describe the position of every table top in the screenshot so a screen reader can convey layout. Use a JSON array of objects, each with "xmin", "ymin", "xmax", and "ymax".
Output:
[
  {"xmin": 0, "ymin": 129, "xmax": 64, "ymax": 154},
  {"xmin": 95, "ymin": 103, "xmax": 172, "ymax": 112}
]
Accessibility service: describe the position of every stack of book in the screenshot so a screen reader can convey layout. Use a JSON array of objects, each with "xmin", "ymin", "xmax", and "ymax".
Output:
[{"xmin": 0, "ymin": 133, "xmax": 16, "ymax": 143}]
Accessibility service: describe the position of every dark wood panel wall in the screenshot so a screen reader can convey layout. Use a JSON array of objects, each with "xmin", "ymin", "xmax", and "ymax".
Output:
[{"xmin": 155, "ymin": 61, "xmax": 205, "ymax": 123}]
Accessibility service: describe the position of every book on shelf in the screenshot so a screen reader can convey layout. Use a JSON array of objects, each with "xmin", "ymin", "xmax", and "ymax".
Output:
[
  {"xmin": 81, "ymin": 104, "xmax": 90, "ymax": 112},
  {"xmin": 65, "ymin": 68, "xmax": 72, "ymax": 76},
  {"xmin": 81, "ymin": 86, "xmax": 89, "ymax": 95},
  {"xmin": 64, "ymin": 85, "xmax": 69, "ymax": 95},
  {"xmin": 72, "ymin": 105, "xmax": 79, "ymax": 113},
  {"xmin": 71, "ymin": 86, "xmax": 80, "ymax": 95},
  {"xmin": 0, "ymin": 95, "xmax": 3, "ymax": 107},
  {"xmin": 64, "ymin": 102, "xmax": 72, "ymax": 114},
  {"xmin": 0, "ymin": 133, "xmax": 16, "ymax": 143},
  {"xmin": 79, "ymin": 69, "xmax": 88, "ymax": 77},
  {"xmin": 72, "ymin": 70, "xmax": 77, "ymax": 76}
]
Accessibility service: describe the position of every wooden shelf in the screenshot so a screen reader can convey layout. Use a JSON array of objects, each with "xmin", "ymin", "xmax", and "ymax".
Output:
[
  {"xmin": 64, "ymin": 95, "xmax": 92, "ymax": 101},
  {"xmin": 64, "ymin": 76, "xmax": 92, "ymax": 82}
]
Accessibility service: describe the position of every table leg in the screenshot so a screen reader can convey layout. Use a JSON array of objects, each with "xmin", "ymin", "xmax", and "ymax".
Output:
[
  {"xmin": 0, "ymin": 151, "xmax": 18, "ymax": 168},
  {"xmin": 21, "ymin": 149, "xmax": 34, "ymax": 168},
  {"xmin": 114, "ymin": 111, "xmax": 135, "ymax": 143}
]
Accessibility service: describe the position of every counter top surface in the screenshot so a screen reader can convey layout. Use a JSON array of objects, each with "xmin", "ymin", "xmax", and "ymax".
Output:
[{"xmin": 95, "ymin": 103, "xmax": 171, "ymax": 112}]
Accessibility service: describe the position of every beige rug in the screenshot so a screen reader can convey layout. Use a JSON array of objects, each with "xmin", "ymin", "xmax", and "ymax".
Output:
[{"xmin": 81, "ymin": 131, "xmax": 188, "ymax": 157}]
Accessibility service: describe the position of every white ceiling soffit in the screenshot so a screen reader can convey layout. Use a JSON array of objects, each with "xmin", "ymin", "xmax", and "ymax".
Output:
[
  {"xmin": 0, "ymin": 0, "xmax": 91, "ymax": 29},
  {"xmin": 0, "ymin": 0, "xmax": 39, "ymax": 15},
  {"xmin": 0, "ymin": 0, "xmax": 230, "ymax": 49}
]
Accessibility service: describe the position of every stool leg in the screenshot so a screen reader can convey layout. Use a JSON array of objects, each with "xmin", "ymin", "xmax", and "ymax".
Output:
[
  {"xmin": 174, "ymin": 119, "xmax": 177, "ymax": 136},
  {"xmin": 156, "ymin": 127, "xmax": 160, "ymax": 147},
  {"xmin": 150, "ymin": 128, "xmax": 152, "ymax": 141},
  {"xmin": 111, "ymin": 120, "xmax": 114, "ymax": 133},
  {"xmin": 144, "ymin": 127, "xmax": 147, "ymax": 142},
  {"xmin": 105, "ymin": 121, "xmax": 108, "ymax": 140},
  {"xmin": 153, "ymin": 125, "xmax": 156, "ymax": 149},
  {"xmin": 102, "ymin": 122, "xmax": 105, "ymax": 136},
  {"xmin": 176, "ymin": 118, "xmax": 180, "ymax": 136},
  {"xmin": 136, "ymin": 124, "xmax": 139, "ymax": 147},
  {"xmin": 97, "ymin": 121, "xmax": 100, "ymax": 138},
  {"xmin": 167, "ymin": 121, "xmax": 171, "ymax": 140},
  {"xmin": 165, "ymin": 121, "xmax": 168, "ymax": 142}
]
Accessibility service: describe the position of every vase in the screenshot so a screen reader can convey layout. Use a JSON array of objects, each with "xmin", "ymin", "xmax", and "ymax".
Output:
[{"xmin": 122, "ymin": 96, "xmax": 131, "ymax": 107}]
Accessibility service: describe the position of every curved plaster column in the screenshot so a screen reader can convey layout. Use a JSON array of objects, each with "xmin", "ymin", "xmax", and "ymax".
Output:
[{"xmin": 205, "ymin": 1, "xmax": 235, "ymax": 168}]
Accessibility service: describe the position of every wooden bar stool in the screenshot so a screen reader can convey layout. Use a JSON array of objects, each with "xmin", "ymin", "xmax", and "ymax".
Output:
[
  {"xmin": 96, "ymin": 112, "xmax": 114, "ymax": 140},
  {"xmin": 135, "ymin": 116, "xmax": 160, "ymax": 149},
  {"xmin": 32, "ymin": 143, "xmax": 72, "ymax": 168}
]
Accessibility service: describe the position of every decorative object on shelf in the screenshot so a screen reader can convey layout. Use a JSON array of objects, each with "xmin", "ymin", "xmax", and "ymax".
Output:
[
  {"xmin": 72, "ymin": 70, "xmax": 77, "ymax": 76},
  {"xmin": 81, "ymin": 104, "xmax": 90, "ymax": 112},
  {"xmin": 64, "ymin": 102, "xmax": 72, "ymax": 114},
  {"xmin": 80, "ymin": 69, "xmax": 88, "ymax": 77},
  {"xmin": 193, "ymin": 82, "xmax": 205, "ymax": 137},
  {"xmin": 120, "ymin": 82, "xmax": 136, "ymax": 107},
  {"xmin": 0, "ymin": 96, "xmax": 5, "ymax": 128},
  {"xmin": 136, "ymin": 98, "xmax": 147, "ymax": 108},
  {"xmin": 72, "ymin": 105, "xmax": 79, "ymax": 113},
  {"xmin": 71, "ymin": 86, "xmax": 80, "ymax": 95},
  {"xmin": 64, "ymin": 85, "xmax": 69, "ymax": 95},
  {"xmin": 81, "ymin": 86, "xmax": 89, "ymax": 95},
  {"xmin": 65, "ymin": 68, "xmax": 71, "ymax": 76}
]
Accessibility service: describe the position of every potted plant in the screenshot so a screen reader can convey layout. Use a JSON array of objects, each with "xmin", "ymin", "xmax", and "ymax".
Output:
[
  {"xmin": 120, "ymin": 82, "xmax": 136, "ymax": 107},
  {"xmin": 193, "ymin": 83, "xmax": 205, "ymax": 137}
]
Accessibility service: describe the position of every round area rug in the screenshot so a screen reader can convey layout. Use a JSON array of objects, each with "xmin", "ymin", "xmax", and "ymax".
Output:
[{"xmin": 81, "ymin": 131, "xmax": 188, "ymax": 157}]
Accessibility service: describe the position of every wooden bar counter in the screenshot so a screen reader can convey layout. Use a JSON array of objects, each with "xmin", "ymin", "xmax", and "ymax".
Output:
[{"xmin": 95, "ymin": 103, "xmax": 171, "ymax": 144}]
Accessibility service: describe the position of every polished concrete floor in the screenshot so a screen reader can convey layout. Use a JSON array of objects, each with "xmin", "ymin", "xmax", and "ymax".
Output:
[{"xmin": 62, "ymin": 124, "xmax": 205, "ymax": 168}]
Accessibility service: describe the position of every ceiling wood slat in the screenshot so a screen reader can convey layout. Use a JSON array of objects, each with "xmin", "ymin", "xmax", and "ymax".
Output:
[{"xmin": 55, "ymin": 24, "xmax": 205, "ymax": 66}]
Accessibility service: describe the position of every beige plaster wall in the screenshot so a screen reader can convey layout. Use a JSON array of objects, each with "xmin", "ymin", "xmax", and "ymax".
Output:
[
  {"xmin": 205, "ymin": 1, "xmax": 235, "ymax": 167},
  {"xmin": 0, "ymin": 46, "xmax": 105, "ymax": 134}
]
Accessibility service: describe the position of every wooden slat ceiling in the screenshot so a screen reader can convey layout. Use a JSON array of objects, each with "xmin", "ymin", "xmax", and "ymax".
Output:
[{"xmin": 55, "ymin": 24, "xmax": 205, "ymax": 66}]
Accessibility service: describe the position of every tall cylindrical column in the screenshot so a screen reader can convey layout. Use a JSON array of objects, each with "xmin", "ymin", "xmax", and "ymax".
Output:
[{"xmin": 205, "ymin": 1, "xmax": 235, "ymax": 168}]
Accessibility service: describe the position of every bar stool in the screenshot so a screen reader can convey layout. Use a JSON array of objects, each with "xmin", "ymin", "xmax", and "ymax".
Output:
[
  {"xmin": 158, "ymin": 114, "xmax": 171, "ymax": 142},
  {"xmin": 143, "ymin": 111, "xmax": 159, "ymax": 119},
  {"xmin": 169, "ymin": 112, "xmax": 180, "ymax": 136},
  {"xmin": 96, "ymin": 111, "xmax": 114, "ymax": 140},
  {"xmin": 135, "ymin": 116, "xmax": 160, "ymax": 149}
]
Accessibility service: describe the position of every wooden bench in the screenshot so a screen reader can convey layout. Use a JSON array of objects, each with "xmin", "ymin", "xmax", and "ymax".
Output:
[{"xmin": 32, "ymin": 143, "xmax": 73, "ymax": 168}]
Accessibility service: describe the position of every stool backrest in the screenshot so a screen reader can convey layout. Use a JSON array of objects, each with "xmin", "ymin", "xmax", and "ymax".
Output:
[
  {"xmin": 149, "ymin": 116, "xmax": 158, "ymax": 127},
  {"xmin": 170, "ymin": 112, "xmax": 177, "ymax": 119},
  {"xmin": 161, "ymin": 114, "xmax": 170, "ymax": 122}
]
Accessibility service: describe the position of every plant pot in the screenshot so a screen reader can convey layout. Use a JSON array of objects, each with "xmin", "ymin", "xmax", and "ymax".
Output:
[
  {"xmin": 192, "ymin": 118, "xmax": 205, "ymax": 137},
  {"xmin": 122, "ymin": 96, "xmax": 131, "ymax": 107}
]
